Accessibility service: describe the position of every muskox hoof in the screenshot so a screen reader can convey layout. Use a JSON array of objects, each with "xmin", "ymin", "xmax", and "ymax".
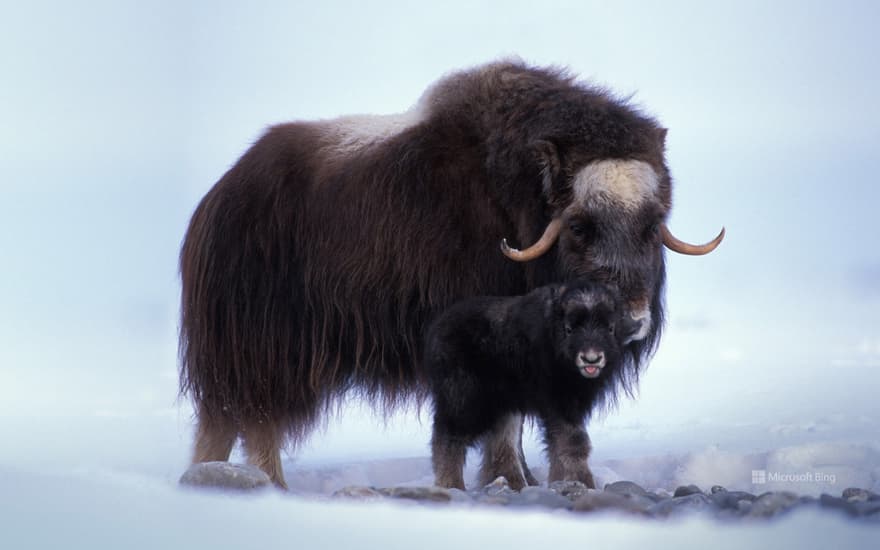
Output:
[{"xmin": 582, "ymin": 470, "xmax": 597, "ymax": 489}]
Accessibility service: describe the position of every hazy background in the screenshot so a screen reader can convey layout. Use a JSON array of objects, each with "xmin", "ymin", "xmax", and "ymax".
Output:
[{"xmin": 1, "ymin": 1, "xmax": 877, "ymax": 479}]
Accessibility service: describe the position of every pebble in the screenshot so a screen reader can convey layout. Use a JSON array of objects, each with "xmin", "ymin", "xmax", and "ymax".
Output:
[
  {"xmin": 380, "ymin": 486, "xmax": 453, "ymax": 503},
  {"xmin": 649, "ymin": 493, "xmax": 715, "ymax": 517},
  {"xmin": 604, "ymin": 480, "xmax": 651, "ymax": 498},
  {"xmin": 482, "ymin": 476, "xmax": 518, "ymax": 498},
  {"xmin": 842, "ymin": 487, "xmax": 877, "ymax": 502},
  {"xmin": 509, "ymin": 486, "xmax": 573, "ymax": 510},
  {"xmin": 747, "ymin": 491, "xmax": 800, "ymax": 518},
  {"xmin": 673, "ymin": 484, "xmax": 704, "ymax": 498},
  {"xmin": 178, "ymin": 462, "xmax": 272, "ymax": 491},
  {"xmin": 323, "ymin": 478, "xmax": 880, "ymax": 521},
  {"xmin": 572, "ymin": 490, "xmax": 649, "ymax": 515},
  {"xmin": 549, "ymin": 480, "xmax": 591, "ymax": 501},
  {"xmin": 332, "ymin": 486, "xmax": 383, "ymax": 499},
  {"xmin": 711, "ymin": 490, "xmax": 757, "ymax": 511}
]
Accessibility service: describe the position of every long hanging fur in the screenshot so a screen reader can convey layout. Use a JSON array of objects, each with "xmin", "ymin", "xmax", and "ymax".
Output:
[{"xmin": 179, "ymin": 60, "xmax": 672, "ymax": 480}]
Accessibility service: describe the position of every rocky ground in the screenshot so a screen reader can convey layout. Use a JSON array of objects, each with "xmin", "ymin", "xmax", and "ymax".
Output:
[{"xmin": 180, "ymin": 462, "xmax": 880, "ymax": 521}]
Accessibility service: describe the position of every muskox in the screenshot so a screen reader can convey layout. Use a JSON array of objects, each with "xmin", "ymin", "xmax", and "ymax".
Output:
[
  {"xmin": 179, "ymin": 59, "xmax": 723, "ymax": 488},
  {"xmin": 427, "ymin": 280, "xmax": 631, "ymax": 490}
]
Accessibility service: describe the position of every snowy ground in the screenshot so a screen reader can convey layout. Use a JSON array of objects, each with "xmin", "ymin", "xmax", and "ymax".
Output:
[
  {"xmin": 4, "ymin": 464, "xmax": 877, "ymax": 550},
  {"xmin": 2, "ymin": 392, "xmax": 878, "ymax": 549}
]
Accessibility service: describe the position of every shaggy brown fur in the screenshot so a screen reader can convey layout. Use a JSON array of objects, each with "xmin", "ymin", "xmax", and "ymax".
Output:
[{"xmin": 180, "ymin": 60, "xmax": 673, "ymax": 488}]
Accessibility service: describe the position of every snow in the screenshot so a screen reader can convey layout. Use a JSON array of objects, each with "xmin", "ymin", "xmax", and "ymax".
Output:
[
  {"xmin": 2, "ymin": 398, "xmax": 877, "ymax": 549},
  {"xmin": 3, "ymin": 462, "xmax": 878, "ymax": 550}
]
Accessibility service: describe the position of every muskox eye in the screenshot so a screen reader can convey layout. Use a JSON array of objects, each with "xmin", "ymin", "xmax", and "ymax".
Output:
[
  {"xmin": 569, "ymin": 220, "xmax": 595, "ymax": 241},
  {"xmin": 564, "ymin": 324, "xmax": 573, "ymax": 335},
  {"xmin": 609, "ymin": 324, "xmax": 615, "ymax": 335},
  {"xmin": 644, "ymin": 223, "xmax": 661, "ymax": 242}
]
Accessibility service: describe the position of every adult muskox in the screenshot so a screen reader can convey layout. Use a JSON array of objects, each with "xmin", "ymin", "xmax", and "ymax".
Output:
[{"xmin": 179, "ymin": 60, "xmax": 723, "ymax": 488}]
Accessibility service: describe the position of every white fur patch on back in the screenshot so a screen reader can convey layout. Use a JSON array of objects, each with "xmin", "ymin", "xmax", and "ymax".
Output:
[
  {"xmin": 571, "ymin": 159, "xmax": 659, "ymax": 211},
  {"xmin": 319, "ymin": 106, "xmax": 426, "ymax": 157}
]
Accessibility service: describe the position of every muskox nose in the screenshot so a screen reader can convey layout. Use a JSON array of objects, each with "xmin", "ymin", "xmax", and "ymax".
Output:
[{"xmin": 577, "ymin": 349, "xmax": 605, "ymax": 368}]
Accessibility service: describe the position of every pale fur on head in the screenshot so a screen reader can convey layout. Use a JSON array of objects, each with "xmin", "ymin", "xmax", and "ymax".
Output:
[{"xmin": 570, "ymin": 159, "xmax": 659, "ymax": 212}]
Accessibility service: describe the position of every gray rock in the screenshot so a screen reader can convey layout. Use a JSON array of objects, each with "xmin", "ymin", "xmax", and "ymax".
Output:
[
  {"xmin": 446, "ymin": 488, "xmax": 474, "ymax": 503},
  {"xmin": 572, "ymin": 490, "xmax": 650, "ymax": 515},
  {"xmin": 710, "ymin": 485, "xmax": 727, "ymax": 494},
  {"xmin": 842, "ymin": 487, "xmax": 876, "ymax": 502},
  {"xmin": 475, "ymin": 495, "xmax": 512, "ymax": 506},
  {"xmin": 649, "ymin": 489, "xmax": 672, "ymax": 500},
  {"xmin": 711, "ymin": 490, "xmax": 757, "ymax": 511},
  {"xmin": 482, "ymin": 476, "xmax": 517, "ymax": 498},
  {"xmin": 604, "ymin": 480, "xmax": 650, "ymax": 498},
  {"xmin": 673, "ymin": 484, "xmax": 704, "ymax": 498},
  {"xmin": 648, "ymin": 493, "xmax": 716, "ymax": 517},
  {"xmin": 179, "ymin": 462, "xmax": 271, "ymax": 491},
  {"xmin": 748, "ymin": 491, "xmax": 801, "ymax": 518},
  {"xmin": 332, "ymin": 486, "xmax": 383, "ymax": 499},
  {"xmin": 509, "ymin": 486, "xmax": 572, "ymax": 510},
  {"xmin": 380, "ymin": 486, "xmax": 453, "ymax": 503},
  {"xmin": 548, "ymin": 480, "xmax": 590, "ymax": 501}
]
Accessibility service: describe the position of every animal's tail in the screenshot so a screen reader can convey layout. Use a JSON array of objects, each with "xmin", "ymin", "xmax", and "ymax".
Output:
[{"xmin": 177, "ymin": 171, "xmax": 320, "ymax": 443}]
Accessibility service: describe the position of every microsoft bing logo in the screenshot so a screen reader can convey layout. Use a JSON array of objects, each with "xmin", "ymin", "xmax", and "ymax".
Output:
[{"xmin": 752, "ymin": 470, "xmax": 767, "ymax": 484}]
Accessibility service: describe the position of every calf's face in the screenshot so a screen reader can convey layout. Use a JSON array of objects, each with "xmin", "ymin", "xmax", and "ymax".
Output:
[{"xmin": 556, "ymin": 284, "xmax": 630, "ymax": 379}]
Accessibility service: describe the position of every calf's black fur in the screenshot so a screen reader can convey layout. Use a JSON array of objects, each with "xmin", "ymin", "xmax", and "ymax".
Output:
[{"xmin": 426, "ymin": 280, "xmax": 632, "ymax": 490}]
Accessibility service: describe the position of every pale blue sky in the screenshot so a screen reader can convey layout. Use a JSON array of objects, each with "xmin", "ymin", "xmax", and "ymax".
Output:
[{"xmin": 1, "ymin": 1, "xmax": 878, "ymax": 464}]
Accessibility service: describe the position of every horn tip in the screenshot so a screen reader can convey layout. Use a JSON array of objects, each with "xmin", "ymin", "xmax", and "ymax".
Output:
[{"xmin": 500, "ymin": 238, "xmax": 519, "ymax": 254}]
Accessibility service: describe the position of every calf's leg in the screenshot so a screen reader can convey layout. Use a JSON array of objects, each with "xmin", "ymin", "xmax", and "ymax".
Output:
[
  {"xmin": 478, "ymin": 413, "xmax": 530, "ymax": 490},
  {"xmin": 431, "ymin": 419, "xmax": 468, "ymax": 490},
  {"xmin": 542, "ymin": 416, "xmax": 595, "ymax": 488}
]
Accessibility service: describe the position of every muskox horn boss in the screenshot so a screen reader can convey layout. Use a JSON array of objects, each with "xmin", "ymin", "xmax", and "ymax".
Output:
[
  {"xmin": 500, "ymin": 218, "xmax": 563, "ymax": 261},
  {"xmin": 661, "ymin": 225, "xmax": 725, "ymax": 256}
]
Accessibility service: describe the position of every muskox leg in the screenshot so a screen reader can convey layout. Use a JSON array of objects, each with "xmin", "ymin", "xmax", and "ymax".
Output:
[
  {"xmin": 478, "ymin": 413, "xmax": 530, "ymax": 490},
  {"xmin": 431, "ymin": 421, "xmax": 468, "ymax": 490},
  {"xmin": 192, "ymin": 408, "xmax": 238, "ymax": 464},
  {"xmin": 242, "ymin": 421, "xmax": 288, "ymax": 490},
  {"xmin": 542, "ymin": 417, "xmax": 595, "ymax": 488}
]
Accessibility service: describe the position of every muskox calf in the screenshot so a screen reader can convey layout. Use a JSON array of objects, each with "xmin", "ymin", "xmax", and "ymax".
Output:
[{"xmin": 426, "ymin": 280, "xmax": 633, "ymax": 491}]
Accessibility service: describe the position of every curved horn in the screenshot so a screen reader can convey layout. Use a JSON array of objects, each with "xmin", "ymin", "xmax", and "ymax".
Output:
[
  {"xmin": 661, "ymin": 224, "xmax": 725, "ymax": 256},
  {"xmin": 500, "ymin": 218, "xmax": 563, "ymax": 262}
]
